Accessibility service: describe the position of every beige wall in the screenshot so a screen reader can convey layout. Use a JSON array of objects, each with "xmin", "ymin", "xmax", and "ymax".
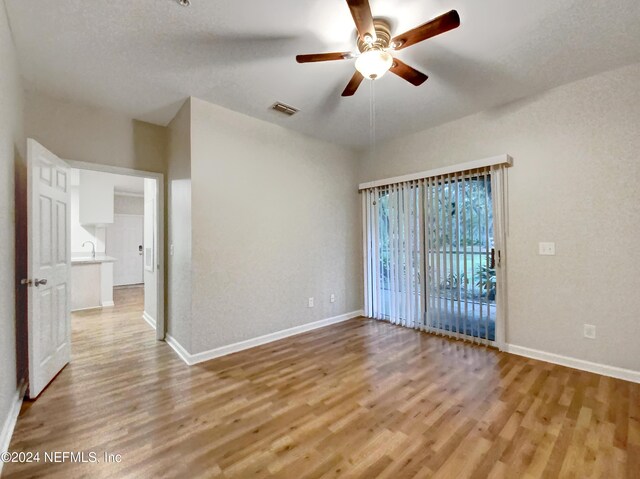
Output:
[
  {"xmin": 189, "ymin": 97, "xmax": 362, "ymax": 354},
  {"xmin": 0, "ymin": 1, "xmax": 24, "ymax": 450},
  {"xmin": 24, "ymin": 90, "xmax": 166, "ymax": 174},
  {"xmin": 166, "ymin": 100, "xmax": 192, "ymax": 349},
  {"xmin": 359, "ymin": 62, "xmax": 640, "ymax": 372}
]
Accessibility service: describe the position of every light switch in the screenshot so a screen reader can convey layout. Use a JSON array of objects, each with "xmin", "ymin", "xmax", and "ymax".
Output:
[{"xmin": 538, "ymin": 242, "xmax": 555, "ymax": 256}]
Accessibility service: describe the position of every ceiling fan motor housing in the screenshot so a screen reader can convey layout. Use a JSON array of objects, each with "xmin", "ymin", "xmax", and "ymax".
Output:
[{"xmin": 357, "ymin": 19, "xmax": 392, "ymax": 53}]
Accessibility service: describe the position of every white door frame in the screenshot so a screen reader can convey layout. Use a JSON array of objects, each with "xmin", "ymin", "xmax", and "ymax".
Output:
[{"xmin": 66, "ymin": 160, "xmax": 165, "ymax": 341}]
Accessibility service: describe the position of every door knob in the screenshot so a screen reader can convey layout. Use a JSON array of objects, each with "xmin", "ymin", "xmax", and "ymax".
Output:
[{"xmin": 34, "ymin": 278, "xmax": 48, "ymax": 287}]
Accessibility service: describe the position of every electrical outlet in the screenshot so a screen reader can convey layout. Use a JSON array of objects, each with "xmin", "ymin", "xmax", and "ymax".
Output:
[
  {"xmin": 584, "ymin": 324, "xmax": 596, "ymax": 339},
  {"xmin": 308, "ymin": 297, "xmax": 314, "ymax": 308},
  {"xmin": 538, "ymin": 242, "xmax": 556, "ymax": 255},
  {"xmin": 330, "ymin": 294, "xmax": 335, "ymax": 303}
]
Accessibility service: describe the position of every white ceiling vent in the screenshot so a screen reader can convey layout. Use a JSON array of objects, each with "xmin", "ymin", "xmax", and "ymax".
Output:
[{"xmin": 271, "ymin": 102, "xmax": 299, "ymax": 116}]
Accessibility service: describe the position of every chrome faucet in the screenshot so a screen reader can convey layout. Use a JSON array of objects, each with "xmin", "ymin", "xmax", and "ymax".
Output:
[{"xmin": 82, "ymin": 241, "xmax": 96, "ymax": 259}]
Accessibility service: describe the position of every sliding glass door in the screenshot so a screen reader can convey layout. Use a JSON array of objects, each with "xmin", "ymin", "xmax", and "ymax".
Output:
[
  {"xmin": 363, "ymin": 166, "xmax": 506, "ymax": 345},
  {"xmin": 424, "ymin": 174, "xmax": 495, "ymax": 341}
]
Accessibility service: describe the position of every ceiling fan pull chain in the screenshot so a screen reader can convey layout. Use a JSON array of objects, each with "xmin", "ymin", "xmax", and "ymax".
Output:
[{"xmin": 369, "ymin": 79, "xmax": 376, "ymax": 163}]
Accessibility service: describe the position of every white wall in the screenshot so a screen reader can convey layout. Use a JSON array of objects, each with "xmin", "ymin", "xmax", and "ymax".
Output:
[
  {"xmin": 0, "ymin": 0, "xmax": 24, "ymax": 455},
  {"xmin": 359, "ymin": 62, "xmax": 640, "ymax": 373},
  {"xmin": 166, "ymin": 100, "xmax": 192, "ymax": 349},
  {"xmin": 189, "ymin": 98, "xmax": 362, "ymax": 354},
  {"xmin": 143, "ymin": 179, "xmax": 158, "ymax": 325}
]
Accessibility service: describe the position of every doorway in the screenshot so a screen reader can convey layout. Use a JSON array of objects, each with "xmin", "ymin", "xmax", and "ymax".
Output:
[
  {"xmin": 23, "ymin": 139, "xmax": 165, "ymax": 398},
  {"xmin": 67, "ymin": 162, "xmax": 164, "ymax": 339}
]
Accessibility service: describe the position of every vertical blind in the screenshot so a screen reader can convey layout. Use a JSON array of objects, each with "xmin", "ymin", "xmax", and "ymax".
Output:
[{"xmin": 362, "ymin": 165, "xmax": 508, "ymax": 346}]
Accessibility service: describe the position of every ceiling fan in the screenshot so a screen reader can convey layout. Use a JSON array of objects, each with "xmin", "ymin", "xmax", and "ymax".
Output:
[{"xmin": 296, "ymin": 0, "xmax": 460, "ymax": 96}]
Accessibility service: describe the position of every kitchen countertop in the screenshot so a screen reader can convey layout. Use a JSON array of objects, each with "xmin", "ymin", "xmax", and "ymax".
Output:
[{"xmin": 71, "ymin": 255, "xmax": 118, "ymax": 265}]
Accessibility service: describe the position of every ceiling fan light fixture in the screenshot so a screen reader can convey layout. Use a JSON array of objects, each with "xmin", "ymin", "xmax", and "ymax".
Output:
[
  {"xmin": 355, "ymin": 49, "xmax": 393, "ymax": 80},
  {"xmin": 296, "ymin": 2, "xmax": 460, "ymax": 96}
]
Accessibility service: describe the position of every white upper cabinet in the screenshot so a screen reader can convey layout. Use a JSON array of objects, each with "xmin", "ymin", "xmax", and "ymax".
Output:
[{"xmin": 79, "ymin": 169, "xmax": 114, "ymax": 225}]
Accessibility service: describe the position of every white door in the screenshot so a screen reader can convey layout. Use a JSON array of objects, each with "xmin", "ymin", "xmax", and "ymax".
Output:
[
  {"xmin": 27, "ymin": 139, "xmax": 71, "ymax": 399},
  {"xmin": 107, "ymin": 215, "xmax": 144, "ymax": 286}
]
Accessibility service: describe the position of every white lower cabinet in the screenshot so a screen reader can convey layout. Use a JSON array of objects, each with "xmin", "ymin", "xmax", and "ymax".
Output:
[
  {"xmin": 71, "ymin": 263, "xmax": 101, "ymax": 311},
  {"xmin": 71, "ymin": 256, "xmax": 116, "ymax": 311}
]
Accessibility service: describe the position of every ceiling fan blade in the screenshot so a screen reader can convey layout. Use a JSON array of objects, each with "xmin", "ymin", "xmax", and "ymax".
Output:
[
  {"xmin": 342, "ymin": 71, "xmax": 364, "ymax": 96},
  {"xmin": 296, "ymin": 52, "xmax": 352, "ymax": 63},
  {"xmin": 346, "ymin": 0, "xmax": 377, "ymax": 42},
  {"xmin": 390, "ymin": 59, "xmax": 428, "ymax": 86},
  {"xmin": 391, "ymin": 10, "xmax": 460, "ymax": 51}
]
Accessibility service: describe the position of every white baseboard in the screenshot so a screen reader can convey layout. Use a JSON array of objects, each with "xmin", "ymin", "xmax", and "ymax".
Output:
[
  {"xmin": 505, "ymin": 344, "xmax": 640, "ymax": 384},
  {"xmin": 0, "ymin": 381, "xmax": 27, "ymax": 476},
  {"xmin": 101, "ymin": 301, "xmax": 115, "ymax": 308},
  {"xmin": 142, "ymin": 311, "xmax": 156, "ymax": 330},
  {"xmin": 166, "ymin": 310, "xmax": 364, "ymax": 366},
  {"xmin": 165, "ymin": 334, "xmax": 192, "ymax": 365},
  {"xmin": 71, "ymin": 305, "xmax": 102, "ymax": 312}
]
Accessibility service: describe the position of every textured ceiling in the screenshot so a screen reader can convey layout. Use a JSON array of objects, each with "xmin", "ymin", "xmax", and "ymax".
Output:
[{"xmin": 6, "ymin": 0, "xmax": 640, "ymax": 147}]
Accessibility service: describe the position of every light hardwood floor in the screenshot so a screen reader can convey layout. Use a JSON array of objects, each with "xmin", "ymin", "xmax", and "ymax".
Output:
[{"xmin": 5, "ymin": 287, "xmax": 640, "ymax": 478}]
